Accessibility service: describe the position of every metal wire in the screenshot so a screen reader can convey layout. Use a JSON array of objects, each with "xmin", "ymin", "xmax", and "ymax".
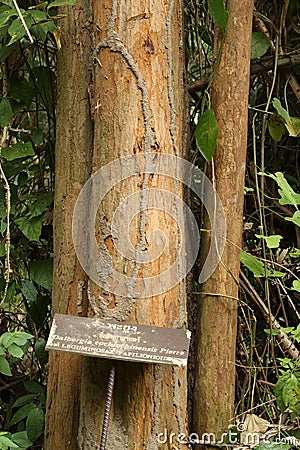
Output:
[{"xmin": 100, "ymin": 364, "xmax": 116, "ymax": 450}]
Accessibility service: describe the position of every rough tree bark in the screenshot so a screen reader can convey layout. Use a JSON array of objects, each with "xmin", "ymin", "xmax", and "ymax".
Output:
[
  {"xmin": 193, "ymin": 0, "xmax": 254, "ymax": 448},
  {"xmin": 45, "ymin": 1, "xmax": 188, "ymax": 449},
  {"xmin": 44, "ymin": 0, "xmax": 93, "ymax": 448}
]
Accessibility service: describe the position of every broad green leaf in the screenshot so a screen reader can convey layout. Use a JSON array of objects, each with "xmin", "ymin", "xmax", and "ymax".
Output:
[
  {"xmin": 13, "ymin": 394, "xmax": 38, "ymax": 408},
  {"xmin": 11, "ymin": 332, "xmax": 34, "ymax": 346},
  {"xmin": 251, "ymin": 32, "xmax": 270, "ymax": 59},
  {"xmin": 0, "ymin": 8, "xmax": 16, "ymax": 28},
  {"xmin": 0, "ymin": 436, "xmax": 19, "ymax": 448},
  {"xmin": 24, "ymin": 380, "xmax": 44, "ymax": 394},
  {"xmin": 30, "ymin": 193, "xmax": 53, "ymax": 217},
  {"xmin": 261, "ymin": 171, "xmax": 300, "ymax": 207},
  {"xmin": 10, "ymin": 403, "xmax": 36, "ymax": 426},
  {"xmin": 11, "ymin": 431, "xmax": 32, "ymax": 449},
  {"xmin": 208, "ymin": 0, "xmax": 228, "ymax": 32},
  {"xmin": 26, "ymin": 407, "xmax": 44, "ymax": 442},
  {"xmin": 195, "ymin": 109, "xmax": 218, "ymax": 163},
  {"xmin": 240, "ymin": 251, "xmax": 265, "ymax": 277},
  {"xmin": 240, "ymin": 251, "xmax": 283, "ymax": 278},
  {"xmin": 268, "ymin": 114, "xmax": 286, "ymax": 142},
  {"xmin": 285, "ymin": 211, "xmax": 300, "ymax": 227},
  {"xmin": 0, "ymin": 98, "xmax": 13, "ymax": 127},
  {"xmin": 275, "ymin": 371, "xmax": 300, "ymax": 414},
  {"xmin": 273, "ymin": 98, "xmax": 300, "ymax": 137},
  {"xmin": 282, "ymin": 374, "xmax": 300, "ymax": 415},
  {"xmin": 0, "ymin": 332, "xmax": 14, "ymax": 348},
  {"xmin": 15, "ymin": 215, "xmax": 43, "ymax": 242},
  {"xmin": 21, "ymin": 280, "xmax": 38, "ymax": 301},
  {"xmin": 0, "ymin": 355, "xmax": 12, "ymax": 376},
  {"xmin": 34, "ymin": 338, "xmax": 46, "ymax": 360},
  {"xmin": 47, "ymin": 0, "xmax": 76, "ymax": 9},
  {"xmin": 264, "ymin": 328, "xmax": 281, "ymax": 336},
  {"xmin": 255, "ymin": 234, "xmax": 282, "ymax": 249},
  {"xmin": 30, "ymin": 258, "xmax": 53, "ymax": 291},
  {"xmin": 28, "ymin": 10, "xmax": 47, "ymax": 21},
  {"xmin": 7, "ymin": 15, "xmax": 33, "ymax": 46},
  {"xmin": 7, "ymin": 343, "xmax": 24, "ymax": 358},
  {"xmin": 1, "ymin": 142, "xmax": 35, "ymax": 161},
  {"xmin": 273, "ymin": 98, "xmax": 290, "ymax": 123},
  {"xmin": 290, "ymin": 280, "xmax": 300, "ymax": 292}
]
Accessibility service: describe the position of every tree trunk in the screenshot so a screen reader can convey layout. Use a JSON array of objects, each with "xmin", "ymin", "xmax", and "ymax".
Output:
[
  {"xmin": 193, "ymin": 0, "xmax": 254, "ymax": 447},
  {"xmin": 44, "ymin": 1, "xmax": 93, "ymax": 448},
  {"xmin": 45, "ymin": 1, "xmax": 188, "ymax": 449}
]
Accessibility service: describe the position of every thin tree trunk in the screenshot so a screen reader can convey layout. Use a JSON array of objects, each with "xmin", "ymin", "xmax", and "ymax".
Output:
[{"xmin": 193, "ymin": 1, "xmax": 254, "ymax": 447}]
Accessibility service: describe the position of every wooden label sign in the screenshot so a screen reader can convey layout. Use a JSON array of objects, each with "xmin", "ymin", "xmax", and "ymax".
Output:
[{"xmin": 46, "ymin": 314, "xmax": 190, "ymax": 366}]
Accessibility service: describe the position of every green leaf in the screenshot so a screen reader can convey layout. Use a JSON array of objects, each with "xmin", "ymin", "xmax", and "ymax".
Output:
[
  {"xmin": 285, "ymin": 211, "xmax": 300, "ymax": 227},
  {"xmin": 0, "ymin": 332, "xmax": 14, "ymax": 348},
  {"xmin": 264, "ymin": 328, "xmax": 281, "ymax": 336},
  {"xmin": 251, "ymin": 32, "xmax": 270, "ymax": 59},
  {"xmin": 268, "ymin": 114, "xmax": 286, "ymax": 142},
  {"xmin": 275, "ymin": 371, "xmax": 300, "ymax": 414},
  {"xmin": 273, "ymin": 98, "xmax": 300, "ymax": 137},
  {"xmin": 7, "ymin": 343, "xmax": 24, "ymax": 358},
  {"xmin": 240, "ymin": 251, "xmax": 265, "ymax": 277},
  {"xmin": 273, "ymin": 98, "xmax": 290, "ymax": 123},
  {"xmin": 21, "ymin": 280, "xmax": 38, "ymax": 302},
  {"xmin": 7, "ymin": 15, "xmax": 33, "ymax": 46},
  {"xmin": 23, "ymin": 380, "xmax": 44, "ymax": 395},
  {"xmin": 195, "ymin": 109, "xmax": 218, "ymax": 163},
  {"xmin": 34, "ymin": 339, "xmax": 46, "ymax": 360},
  {"xmin": 261, "ymin": 171, "xmax": 300, "ymax": 207},
  {"xmin": 15, "ymin": 215, "xmax": 43, "ymax": 241},
  {"xmin": 10, "ymin": 403, "xmax": 36, "ymax": 426},
  {"xmin": 11, "ymin": 431, "xmax": 32, "ymax": 449},
  {"xmin": 290, "ymin": 280, "xmax": 300, "ymax": 292},
  {"xmin": 1, "ymin": 142, "xmax": 35, "ymax": 161},
  {"xmin": 26, "ymin": 407, "xmax": 44, "ymax": 442},
  {"xmin": 290, "ymin": 248, "xmax": 300, "ymax": 258},
  {"xmin": 47, "ymin": 0, "xmax": 76, "ymax": 9},
  {"xmin": 30, "ymin": 258, "xmax": 53, "ymax": 291},
  {"xmin": 13, "ymin": 394, "xmax": 38, "ymax": 408},
  {"xmin": 207, "ymin": 0, "xmax": 228, "ymax": 32},
  {"xmin": 0, "ymin": 355, "xmax": 12, "ymax": 376},
  {"xmin": 0, "ymin": 8, "xmax": 16, "ymax": 28},
  {"xmin": 255, "ymin": 234, "xmax": 282, "ymax": 249},
  {"xmin": 28, "ymin": 10, "xmax": 47, "ymax": 21},
  {"xmin": 0, "ymin": 435, "xmax": 19, "ymax": 448},
  {"xmin": 30, "ymin": 193, "xmax": 53, "ymax": 217},
  {"xmin": 0, "ymin": 98, "xmax": 13, "ymax": 127},
  {"xmin": 11, "ymin": 332, "xmax": 34, "ymax": 346}
]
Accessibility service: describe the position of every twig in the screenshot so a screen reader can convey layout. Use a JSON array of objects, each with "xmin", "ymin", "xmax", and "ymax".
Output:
[{"xmin": 240, "ymin": 271, "xmax": 299, "ymax": 360}]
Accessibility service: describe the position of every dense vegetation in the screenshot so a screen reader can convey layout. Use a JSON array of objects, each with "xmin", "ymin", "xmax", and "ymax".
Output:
[{"xmin": 0, "ymin": 0, "xmax": 299, "ymax": 448}]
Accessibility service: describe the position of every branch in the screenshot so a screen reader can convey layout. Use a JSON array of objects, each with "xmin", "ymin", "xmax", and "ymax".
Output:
[
  {"xmin": 240, "ymin": 270, "xmax": 299, "ymax": 361},
  {"xmin": 188, "ymin": 52, "xmax": 300, "ymax": 94}
]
